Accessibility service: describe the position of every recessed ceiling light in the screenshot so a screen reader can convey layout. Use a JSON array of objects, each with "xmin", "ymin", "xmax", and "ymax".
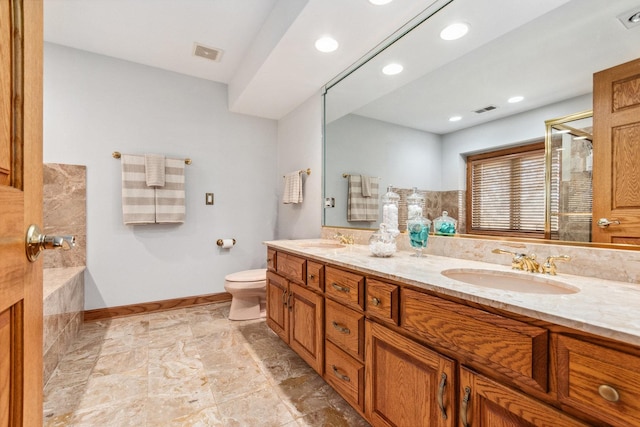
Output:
[
  {"xmin": 315, "ymin": 36, "xmax": 339, "ymax": 53},
  {"xmin": 382, "ymin": 63, "xmax": 403, "ymax": 75},
  {"xmin": 630, "ymin": 12, "xmax": 640, "ymax": 23},
  {"xmin": 369, "ymin": 0, "xmax": 393, "ymax": 4},
  {"xmin": 440, "ymin": 22, "xmax": 469, "ymax": 41},
  {"xmin": 508, "ymin": 96, "xmax": 524, "ymax": 103},
  {"xmin": 449, "ymin": 116, "xmax": 462, "ymax": 122}
]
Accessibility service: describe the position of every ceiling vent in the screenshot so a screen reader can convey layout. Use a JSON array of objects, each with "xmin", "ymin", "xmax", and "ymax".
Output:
[
  {"xmin": 473, "ymin": 105, "xmax": 497, "ymax": 114},
  {"xmin": 193, "ymin": 43, "xmax": 223, "ymax": 62}
]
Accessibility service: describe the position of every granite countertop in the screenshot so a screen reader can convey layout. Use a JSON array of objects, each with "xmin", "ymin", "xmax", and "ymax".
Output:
[{"xmin": 265, "ymin": 239, "xmax": 640, "ymax": 347}]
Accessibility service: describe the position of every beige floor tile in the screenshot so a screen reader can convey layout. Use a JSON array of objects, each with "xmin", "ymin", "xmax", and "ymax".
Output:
[{"xmin": 44, "ymin": 301, "xmax": 370, "ymax": 427}]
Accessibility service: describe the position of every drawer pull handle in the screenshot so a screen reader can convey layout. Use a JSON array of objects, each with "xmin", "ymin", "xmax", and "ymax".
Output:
[
  {"xmin": 282, "ymin": 290, "xmax": 287, "ymax": 306},
  {"xmin": 308, "ymin": 274, "xmax": 315, "ymax": 280},
  {"xmin": 461, "ymin": 386, "xmax": 471, "ymax": 427},
  {"xmin": 332, "ymin": 365, "xmax": 350, "ymax": 382},
  {"xmin": 331, "ymin": 321, "xmax": 351, "ymax": 334},
  {"xmin": 598, "ymin": 384, "xmax": 620, "ymax": 402},
  {"xmin": 287, "ymin": 291, "xmax": 292, "ymax": 311},
  {"xmin": 331, "ymin": 283, "xmax": 350, "ymax": 293},
  {"xmin": 371, "ymin": 297, "xmax": 381, "ymax": 306},
  {"xmin": 437, "ymin": 372, "xmax": 447, "ymax": 420}
]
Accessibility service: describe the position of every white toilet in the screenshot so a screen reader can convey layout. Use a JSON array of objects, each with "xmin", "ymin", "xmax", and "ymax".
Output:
[{"xmin": 223, "ymin": 268, "xmax": 267, "ymax": 321}]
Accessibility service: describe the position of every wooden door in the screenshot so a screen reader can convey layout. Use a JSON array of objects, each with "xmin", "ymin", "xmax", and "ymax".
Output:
[
  {"xmin": 265, "ymin": 271, "xmax": 289, "ymax": 343},
  {"xmin": 289, "ymin": 282, "xmax": 323, "ymax": 374},
  {"xmin": 592, "ymin": 57, "xmax": 640, "ymax": 244},
  {"xmin": 365, "ymin": 321, "xmax": 455, "ymax": 427},
  {"xmin": 0, "ymin": 1, "xmax": 43, "ymax": 426},
  {"xmin": 459, "ymin": 367, "xmax": 588, "ymax": 427}
]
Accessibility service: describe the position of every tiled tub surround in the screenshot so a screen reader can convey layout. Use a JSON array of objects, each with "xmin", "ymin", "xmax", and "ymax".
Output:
[
  {"xmin": 269, "ymin": 238, "xmax": 640, "ymax": 347},
  {"xmin": 43, "ymin": 163, "xmax": 87, "ymax": 268},
  {"xmin": 43, "ymin": 268, "xmax": 85, "ymax": 385}
]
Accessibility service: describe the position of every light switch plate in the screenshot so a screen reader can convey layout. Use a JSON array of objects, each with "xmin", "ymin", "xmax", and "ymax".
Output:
[{"xmin": 206, "ymin": 193, "xmax": 214, "ymax": 205}]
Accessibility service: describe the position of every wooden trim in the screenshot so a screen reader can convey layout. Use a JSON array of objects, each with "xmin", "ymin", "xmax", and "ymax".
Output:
[{"xmin": 83, "ymin": 292, "xmax": 232, "ymax": 322}]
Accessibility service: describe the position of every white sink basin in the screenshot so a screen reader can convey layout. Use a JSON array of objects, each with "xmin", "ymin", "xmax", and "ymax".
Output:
[{"xmin": 441, "ymin": 268, "xmax": 579, "ymax": 295}]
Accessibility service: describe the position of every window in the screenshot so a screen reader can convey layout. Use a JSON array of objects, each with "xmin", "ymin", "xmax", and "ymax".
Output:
[{"xmin": 466, "ymin": 142, "xmax": 548, "ymax": 238}]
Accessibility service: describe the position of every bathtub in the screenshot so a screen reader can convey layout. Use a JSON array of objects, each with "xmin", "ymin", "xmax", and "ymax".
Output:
[{"xmin": 43, "ymin": 267, "xmax": 85, "ymax": 385}]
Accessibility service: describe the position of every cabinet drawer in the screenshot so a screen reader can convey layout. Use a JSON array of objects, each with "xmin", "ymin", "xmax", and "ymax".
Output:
[
  {"xmin": 401, "ymin": 288, "xmax": 548, "ymax": 392},
  {"xmin": 306, "ymin": 261, "xmax": 324, "ymax": 292},
  {"xmin": 276, "ymin": 252, "xmax": 306, "ymax": 284},
  {"xmin": 267, "ymin": 249, "xmax": 276, "ymax": 271},
  {"xmin": 325, "ymin": 340, "xmax": 364, "ymax": 411},
  {"xmin": 325, "ymin": 298, "xmax": 364, "ymax": 361},
  {"xmin": 557, "ymin": 335, "xmax": 640, "ymax": 427},
  {"xmin": 365, "ymin": 279, "xmax": 399, "ymax": 325},
  {"xmin": 325, "ymin": 266, "xmax": 364, "ymax": 310}
]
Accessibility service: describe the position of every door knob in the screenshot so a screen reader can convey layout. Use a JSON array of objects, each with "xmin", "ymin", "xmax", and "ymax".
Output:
[
  {"xmin": 597, "ymin": 218, "xmax": 621, "ymax": 229},
  {"xmin": 25, "ymin": 224, "xmax": 76, "ymax": 262}
]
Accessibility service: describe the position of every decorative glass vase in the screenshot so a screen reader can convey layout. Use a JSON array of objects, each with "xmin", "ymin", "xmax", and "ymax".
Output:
[
  {"xmin": 368, "ymin": 223, "xmax": 397, "ymax": 257},
  {"xmin": 407, "ymin": 215, "xmax": 431, "ymax": 257},
  {"xmin": 381, "ymin": 186, "xmax": 400, "ymax": 237},
  {"xmin": 434, "ymin": 211, "xmax": 457, "ymax": 236},
  {"xmin": 407, "ymin": 187, "xmax": 424, "ymax": 220}
]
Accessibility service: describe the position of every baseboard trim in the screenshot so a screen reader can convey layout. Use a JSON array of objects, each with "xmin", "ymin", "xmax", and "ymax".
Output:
[{"xmin": 83, "ymin": 292, "xmax": 232, "ymax": 322}]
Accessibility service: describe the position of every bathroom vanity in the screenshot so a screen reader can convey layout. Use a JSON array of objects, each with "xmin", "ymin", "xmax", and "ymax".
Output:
[{"xmin": 265, "ymin": 240, "xmax": 640, "ymax": 427}]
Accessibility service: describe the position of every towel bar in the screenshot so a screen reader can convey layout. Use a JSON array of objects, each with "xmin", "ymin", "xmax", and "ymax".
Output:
[{"xmin": 112, "ymin": 151, "xmax": 192, "ymax": 165}]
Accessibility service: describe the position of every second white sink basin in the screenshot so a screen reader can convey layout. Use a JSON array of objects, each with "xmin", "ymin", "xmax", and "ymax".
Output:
[{"xmin": 441, "ymin": 268, "xmax": 579, "ymax": 294}]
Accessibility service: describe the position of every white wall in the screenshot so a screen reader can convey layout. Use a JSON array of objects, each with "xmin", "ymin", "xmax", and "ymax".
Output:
[
  {"xmin": 44, "ymin": 43, "xmax": 278, "ymax": 310},
  {"xmin": 275, "ymin": 92, "xmax": 323, "ymax": 239},
  {"xmin": 324, "ymin": 114, "xmax": 442, "ymax": 229},
  {"xmin": 441, "ymin": 94, "xmax": 592, "ymax": 190}
]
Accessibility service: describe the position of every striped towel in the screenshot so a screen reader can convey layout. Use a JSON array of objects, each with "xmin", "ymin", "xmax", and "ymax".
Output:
[
  {"xmin": 121, "ymin": 154, "xmax": 156, "ymax": 225},
  {"xmin": 283, "ymin": 171, "xmax": 303, "ymax": 204},
  {"xmin": 145, "ymin": 154, "xmax": 165, "ymax": 187},
  {"xmin": 347, "ymin": 175, "xmax": 379, "ymax": 222},
  {"xmin": 155, "ymin": 157, "xmax": 185, "ymax": 223}
]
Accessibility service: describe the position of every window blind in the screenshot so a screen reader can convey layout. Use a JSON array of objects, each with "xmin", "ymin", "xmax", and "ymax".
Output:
[{"xmin": 467, "ymin": 143, "xmax": 546, "ymax": 237}]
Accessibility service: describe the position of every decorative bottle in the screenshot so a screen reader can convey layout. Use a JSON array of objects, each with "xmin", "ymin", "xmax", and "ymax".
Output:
[
  {"xmin": 407, "ymin": 187, "xmax": 424, "ymax": 220},
  {"xmin": 434, "ymin": 211, "xmax": 457, "ymax": 236},
  {"xmin": 368, "ymin": 223, "xmax": 397, "ymax": 257},
  {"xmin": 406, "ymin": 187, "xmax": 430, "ymax": 257},
  {"xmin": 381, "ymin": 186, "xmax": 400, "ymax": 237}
]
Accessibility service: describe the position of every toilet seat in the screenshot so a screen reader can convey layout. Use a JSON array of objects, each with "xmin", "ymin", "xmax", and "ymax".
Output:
[{"xmin": 225, "ymin": 268, "xmax": 266, "ymax": 283}]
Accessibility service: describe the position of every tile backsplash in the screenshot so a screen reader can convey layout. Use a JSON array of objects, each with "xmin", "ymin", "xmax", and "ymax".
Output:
[{"xmin": 322, "ymin": 226, "xmax": 640, "ymax": 285}]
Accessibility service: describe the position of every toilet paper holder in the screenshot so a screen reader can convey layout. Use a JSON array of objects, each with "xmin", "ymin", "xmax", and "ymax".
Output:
[{"xmin": 217, "ymin": 238, "xmax": 236, "ymax": 247}]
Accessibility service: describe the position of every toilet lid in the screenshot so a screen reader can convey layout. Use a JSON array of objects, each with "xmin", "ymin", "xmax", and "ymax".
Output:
[{"xmin": 225, "ymin": 268, "xmax": 267, "ymax": 282}]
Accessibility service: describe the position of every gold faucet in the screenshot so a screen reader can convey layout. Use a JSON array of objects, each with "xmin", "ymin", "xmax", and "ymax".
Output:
[
  {"xmin": 492, "ymin": 248, "xmax": 542, "ymax": 273},
  {"xmin": 334, "ymin": 232, "xmax": 355, "ymax": 245},
  {"xmin": 542, "ymin": 255, "xmax": 571, "ymax": 275}
]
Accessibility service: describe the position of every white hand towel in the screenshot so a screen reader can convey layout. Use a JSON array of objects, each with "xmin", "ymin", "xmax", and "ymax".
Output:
[
  {"xmin": 145, "ymin": 154, "xmax": 166, "ymax": 187},
  {"xmin": 283, "ymin": 171, "xmax": 303, "ymax": 204}
]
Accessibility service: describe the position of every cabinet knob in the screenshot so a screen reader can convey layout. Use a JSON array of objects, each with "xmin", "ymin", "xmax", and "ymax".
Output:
[
  {"xmin": 371, "ymin": 297, "xmax": 381, "ymax": 306},
  {"xmin": 308, "ymin": 274, "xmax": 315, "ymax": 280},
  {"xmin": 598, "ymin": 384, "xmax": 620, "ymax": 402}
]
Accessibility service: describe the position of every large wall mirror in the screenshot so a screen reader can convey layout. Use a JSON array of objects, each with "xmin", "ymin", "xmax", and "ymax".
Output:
[{"xmin": 323, "ymin": 0, "xmax": 640, "ymax": 248}]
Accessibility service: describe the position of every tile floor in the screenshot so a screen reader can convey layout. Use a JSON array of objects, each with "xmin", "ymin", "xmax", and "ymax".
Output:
[{"xmin": 43, "ymin": 302, "xmax": 370, "ymax": 426}]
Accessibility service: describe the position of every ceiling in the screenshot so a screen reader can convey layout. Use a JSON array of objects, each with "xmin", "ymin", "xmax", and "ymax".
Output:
[
  {"xmin": 325, "ymin": 0, "xmax": 640, "ymax": 134},
  {"xmin": 43, "ymin": 0, "xmax": 442, "ymax": 120}
]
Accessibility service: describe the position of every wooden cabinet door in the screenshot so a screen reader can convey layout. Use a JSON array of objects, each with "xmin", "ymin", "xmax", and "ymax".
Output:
[
  {"xmin": 365, "ymin": 321, "xmax": 455, "ymax": 427},
  {"xmin": 459, "ymin": 367, "xmax": 588, "ymax": 427},
  {"xmin": 289, "ymin": 282, "xmax": 324, "ymax": 374},
  {"xmin": 0, "ymin": 1, "xmax": 43, "ymax": 426},
  {"xmin": 266, "ymin": 271, "xmax": 289, "ymax": 343},
  {"xmin": 592, "ymin": 57, "xmax": 640, "ymax": 244}
]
